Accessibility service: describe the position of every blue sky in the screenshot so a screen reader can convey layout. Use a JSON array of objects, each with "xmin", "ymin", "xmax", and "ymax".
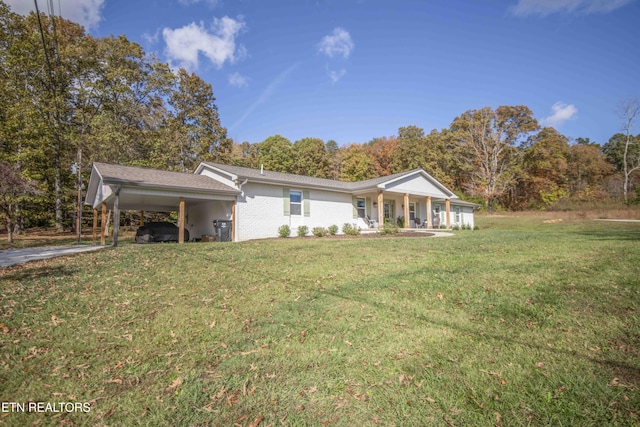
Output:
[{"xmin": 8, "ymin": 0, "xmax": 640, "ymax": 146}]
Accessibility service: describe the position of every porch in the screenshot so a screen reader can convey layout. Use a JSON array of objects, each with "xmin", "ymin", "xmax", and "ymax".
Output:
[{"xmin": 353, "ymin": 190, "xmax": 459, "ymax": 230}]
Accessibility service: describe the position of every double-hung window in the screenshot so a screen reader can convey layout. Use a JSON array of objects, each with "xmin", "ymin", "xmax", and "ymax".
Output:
[
  {"xmin": 357, "ymin": 198, "xmax": 366, "ymax": 218},
  {"xmin": 290, "ymin": 191, "xmax": 302, "ymax": 216}
]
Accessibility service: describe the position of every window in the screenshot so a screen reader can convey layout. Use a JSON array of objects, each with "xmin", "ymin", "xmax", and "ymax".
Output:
[
  {"xmin": 409, "ymin": 202, "xmax": 416, "ymax": 220},
  {"xmin": 455, "ymin": 207, "xmax": 461, "ymax": 223},
  {"xmin": 357, "ymin": 198, "xmax": 366, "ymax": 218},
  {"xmin": 290, "ymin": 191, "xmax": 302, "ymax": 216}
]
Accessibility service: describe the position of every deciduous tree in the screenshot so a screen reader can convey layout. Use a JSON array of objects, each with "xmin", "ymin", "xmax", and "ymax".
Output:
[
  {"xmin": 167, "ymin": 69, "xmax": 232, "ymax": 171},
  {"xmin": 451, "ymin": 105, "xmax": 539, "ymax": 213},
  {"xmin": 257, "ymin": 135, "xmax": 294, "ymax": 173},
  {"xmin": 340, "ymin": 143, "xmax": 376, "ymax": 182},
  {"xmin": 292, "ymin": 137, "xmax": 330, "ymax": 178},
  {"xmin": 0, "ymin": 162, "xmax": 39, "ymax": 243}
]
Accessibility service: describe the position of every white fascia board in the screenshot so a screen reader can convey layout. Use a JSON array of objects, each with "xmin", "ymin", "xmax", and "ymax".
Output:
[
  {"xmin": 195, "ymin": 162, "xmax": 238, "ymax": 181},
  {"xmin": 84, "ymin": 164, "xmax": 104, "ymax": 208},
  {"xmin": 121, "ymin": 186, "xmax": 237, "ymax": 201},
  {"xmin": 377, "ymin": 170, "xmax": 457, "ymax": 199}
]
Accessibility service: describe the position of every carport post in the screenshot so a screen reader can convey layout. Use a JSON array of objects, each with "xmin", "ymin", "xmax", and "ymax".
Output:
[
  {"xmin": 93, "ymin": 208, "xmax": 97, "ymax": 245},
  {"xmin": 178, "ymin": 197, "xmax": 185, "ymax": 243},
  {"xmin": 101, "ymin": 202, "xmax": 106, "ymax": 246},
  {"xmin": 231, "ymin": 200, "xmax": 236, "ymax": 242},
  {"xmin": 426, "ymin": 196, "xmax": 432, "ymax": 229},
  {"xmin": 112, "ymin": 187, "xmax": 120, "ymax": 247}
]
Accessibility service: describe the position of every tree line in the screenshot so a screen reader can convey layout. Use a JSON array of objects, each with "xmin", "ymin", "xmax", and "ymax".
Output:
[
  {"xmin": 234, "ymin": 116, "xmax": 637, "ymax": 214},
  {"xmin": 0, "ymin": 2, "xmax": 638, "ymax": 239}
]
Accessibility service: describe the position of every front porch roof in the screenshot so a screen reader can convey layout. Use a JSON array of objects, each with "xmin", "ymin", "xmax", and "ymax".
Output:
[{"xmin": 85, "ymin": 163, "xmax": 240, "ymax": 211}]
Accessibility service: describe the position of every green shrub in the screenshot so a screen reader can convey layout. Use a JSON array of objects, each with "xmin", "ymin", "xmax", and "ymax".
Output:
[
  {"xmin": 278, "ymin": 224, "xmax": 290, "ymax": 238},
  {"xmin": 342, "ymin": 223, "xmax": 361, "ymax": 235},
  {"xmin": 451, "ymin": 224, "xmax": 460, "ymax": 231},
  {"xmin": 473, "ymin": 224, "xmax": 480, "ymax": 230},
  {"xmin": 396, "ymin": 216, "xmax": 405, "ymax": 228},
  {"xmin": 380, "ymin": 221, "xmax": 399, "ymax": 235},
  {"xmin": 312, "ymin": 226, "xmax": 328, "ymax": 237},
  {"xmin": 297, "ymin": 225, "xmax": 309, "ymax": 237},
  {"xmin": 328, "ymin": 224, "xmax": 339, "ymax": 235}
]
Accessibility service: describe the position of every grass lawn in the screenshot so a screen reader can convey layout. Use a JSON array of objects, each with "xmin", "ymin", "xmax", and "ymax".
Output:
[{"xmin": 0, "ymin": 216, "xmax": 638, "ymax": 426}]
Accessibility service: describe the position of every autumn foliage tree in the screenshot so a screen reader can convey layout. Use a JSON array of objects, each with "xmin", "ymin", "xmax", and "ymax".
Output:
[{"xmin": 451, "ymin": 105, "xmax": 539, "ymax": 214}]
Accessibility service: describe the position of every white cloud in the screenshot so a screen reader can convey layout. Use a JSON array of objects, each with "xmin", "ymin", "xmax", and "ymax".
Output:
[
  {"xmin": 5, "ymin": 0, "xmax": 105, "ymax": 30},
  {"xmin": 143, "ymin": 29, "xmax": 161, "ymax": 45},
  {"xmin": 178, "ymin": 0, "xmax": 219, "ymax": 5},
  {"xmin": 510, "ymin": 0, "xmax": 635, "ymax": 16},
  {"xmin": 327, "ymin": 68, "xmax": 346, "ymax": 84},
  {"xmin": 541, "ymin": 102, "xmax": 578, "ymax": 127},
  {"xmin": 162, "ymin": 16, "xmax": 246, "ymax": 71},
  {"xmin": 228, "ymin": 72, "xmax": 248, "ymax": 88},
  {"xmin": 318, "ymin": 28, "xmax": 354, "ymax": 59}
]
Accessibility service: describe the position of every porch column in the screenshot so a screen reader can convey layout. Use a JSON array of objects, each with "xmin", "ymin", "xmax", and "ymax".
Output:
[
  {"xmin": 377, "ymin": 190, "xmax": 384, "ymax": 229},
  {"xmin": 445, "ymin": 198, "xmax": 451, "ymax": 229},
  {"xmin": 140, "ymin": 210, "xmax": 145, "ymax": 226},
  {"xmin": 178, "ymin": 197, "xmax": 185, "ymax": 244},
  {"xmin": 231, "ymin": 199, "xmax": 236, "ymax": 242},
  {"xmin": 93, "ymin": 208, "xmax": 97, "ymax": 245},
  {"xmin": 426, "ymin": 196, "xmax": 432, "ymax": 229},
  {"xmin": 403, "ymin": 193, "xmax": 409, "ymax": 228},
  {"xmin": 113, "ymin": 188, "xmax": 120, "ymax": 247},
  {"xmin": 101, "ymin": 202, "xmax": 107, "ymax": 246}
]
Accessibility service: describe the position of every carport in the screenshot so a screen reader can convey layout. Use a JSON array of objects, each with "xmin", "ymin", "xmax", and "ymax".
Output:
[{"xmin": 85, "ymin": 163, "xmax": 240, "ymax": 246}]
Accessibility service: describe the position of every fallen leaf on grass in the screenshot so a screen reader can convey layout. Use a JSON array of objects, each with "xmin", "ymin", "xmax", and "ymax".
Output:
[
  {"xmin": 51, "ymin": 314, "xmax": 65, "ymax": 326},
  {"xmin": 248, "ymin": 415, "xmax": 264, "ymax": 427},
  {"xmin": 436, "ymin": 292, "xmax": 443, "ymax": 300},
  {"xmin": 165, "ymin": 377, "xmax": 182, "ymax": 393},
  {"xmin": 102, "ymin": 406, "xmax": 115, "ymax": 419},
  {"xmin": 495, "ymin": 411, "xmax": 502, "ymax": 427},
  {"xmin": 0, "ymin": 323, "xmax": 9, "ymax": 333}
]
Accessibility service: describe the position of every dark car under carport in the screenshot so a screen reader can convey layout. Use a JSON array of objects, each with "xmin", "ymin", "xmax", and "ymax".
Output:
[{"xmin": 135, "ymin": 222, "xmax": 189, "ymax": 243}]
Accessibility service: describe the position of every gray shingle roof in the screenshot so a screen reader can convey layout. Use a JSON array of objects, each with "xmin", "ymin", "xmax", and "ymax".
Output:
[
  {"xmin": 201, "ymin": 162, "xmax": 461, "ymax": 199},
  {"xmin": 201, "ymin": 162, "xmax": 431, "ymax": 193},
  {"xmin": 201, "ymin": 162, "xmax": 354, "ymax": 191},
  {"xmin": 93, "ymin": 162, "xmax": 239, "ymax": 194}
]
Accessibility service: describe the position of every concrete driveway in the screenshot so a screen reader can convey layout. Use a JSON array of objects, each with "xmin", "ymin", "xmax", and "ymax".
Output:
[{"xmin": 0, "ymin": 245, "xmax": 106, "ymax": 268}]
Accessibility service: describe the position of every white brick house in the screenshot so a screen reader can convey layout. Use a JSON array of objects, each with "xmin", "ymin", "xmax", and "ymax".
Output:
[{"xmin": 85, "ymin": 162, "xmax": 478, "ymax": 244}]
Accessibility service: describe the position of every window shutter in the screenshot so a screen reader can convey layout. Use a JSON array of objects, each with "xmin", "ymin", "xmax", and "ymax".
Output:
[
  {"xmin": 352, "ymin": 196, "xmax": 358, "ymax": 219},
  {"xmin": 366, "ymin": 197, "xmax": 371, "ymax": 217},
  {"xmin": 283, "ymin": 189, "xmax": 290, "ymax": 216},
  {"xmin": 303, "ymin": 191, "xmax": 310, "ymax": 217}
]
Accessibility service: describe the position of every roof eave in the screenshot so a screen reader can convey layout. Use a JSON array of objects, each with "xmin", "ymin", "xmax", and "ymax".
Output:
[{"xmin": 101, "ymin": 179, "xmax": 240, "ymax": 195}]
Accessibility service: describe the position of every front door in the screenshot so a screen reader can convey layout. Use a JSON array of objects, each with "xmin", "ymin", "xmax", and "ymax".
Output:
[{"xmin": 383, "ymin": 200, "xmax": 395, "ymax": 224}]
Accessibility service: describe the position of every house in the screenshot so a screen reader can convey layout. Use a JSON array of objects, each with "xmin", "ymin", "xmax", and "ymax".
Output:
[{"xmin": 85, "ymin": 162, "xmax": 478, "ymax": 244}]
